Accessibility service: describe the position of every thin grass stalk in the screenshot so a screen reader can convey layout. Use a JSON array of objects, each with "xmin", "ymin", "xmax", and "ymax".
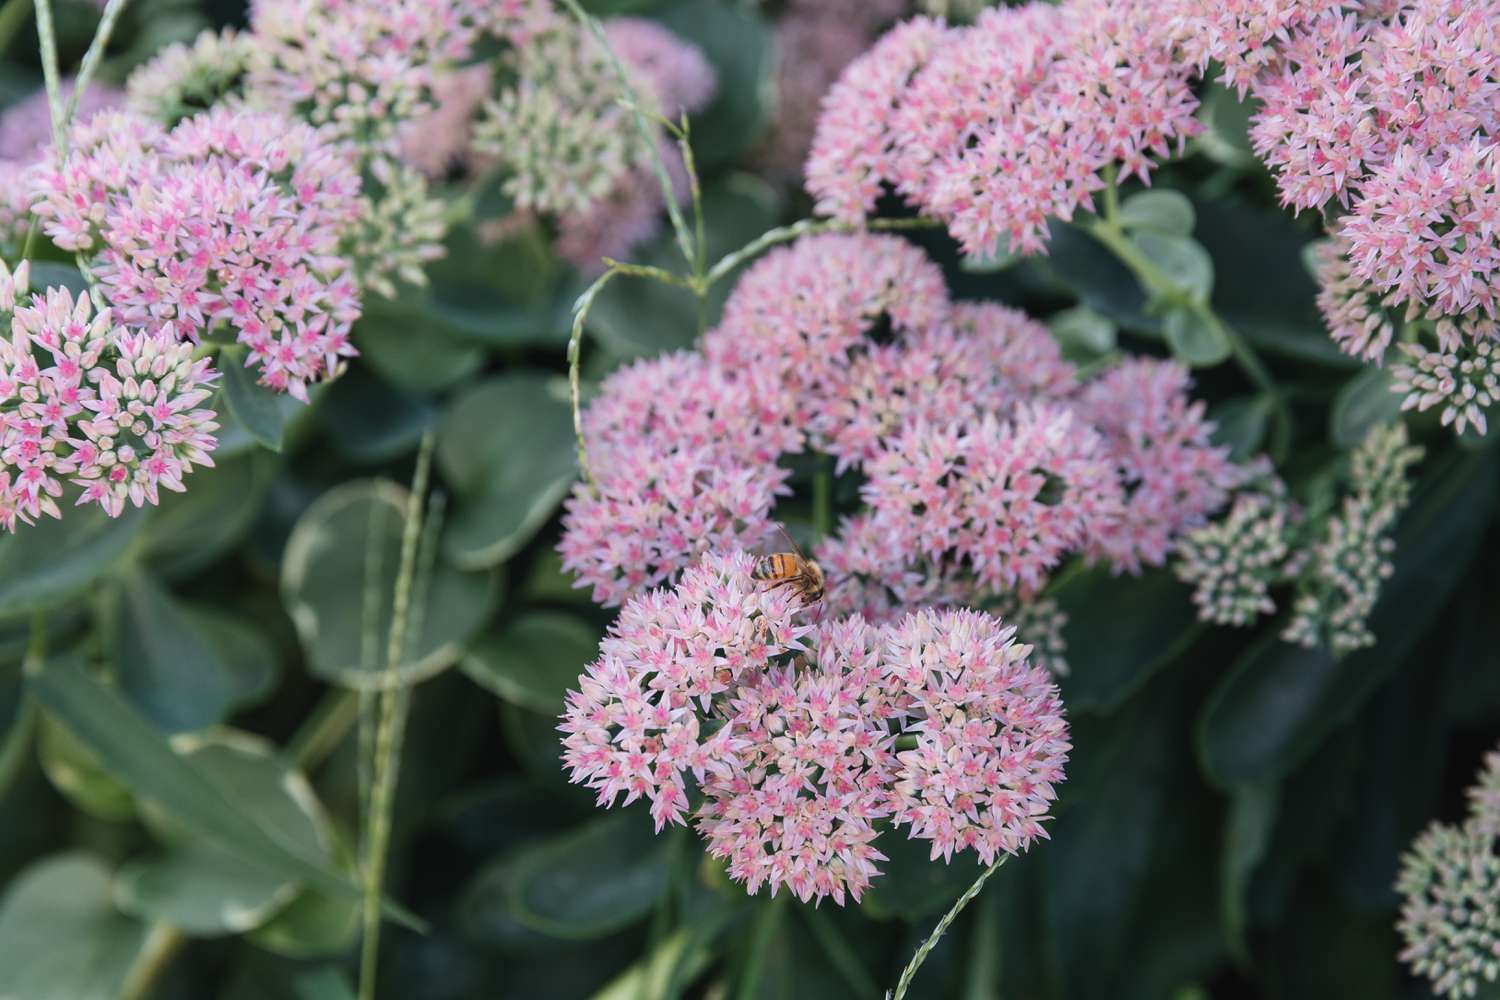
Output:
[{"xmin": 358, "ymin": 432, "xmax": 436, "ymax": 1000}]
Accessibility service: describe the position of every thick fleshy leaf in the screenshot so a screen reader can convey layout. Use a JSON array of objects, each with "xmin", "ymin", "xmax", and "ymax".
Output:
[
  {"xmin": 1131, "ymin": 231, "xmax": 1214, "ymax": 302},
  {"xmin": 1211, "ymin": 395, "xmax": 1275, "ymax": 462},
  {"xmin": 1054, "ymin": 567, "xmax": 1203, "ymax": 714},
  {"xmin": 1043, "ymin": 223, "xmax": 1159, "ymax": 335},
  {"xmin": 461, "ymin": 612, "xmax": 598, "ymax": 713},
  {"xmin": 500, "ymin": 810, "xmax": 669, "ymax": 939},
  {"xmin": 142, "ymin": 450, "xmax": 277, "ymax": 579},
  {"xmin": 438, "ymin": 373, "xmax": 577, "ymax": 569},
  {"xmin": 1221, "ymin": 782, "xmax": 1278, "ymax": 964},
  {"xmin": 1163, "ymin": 306, "xmax": 1232, "ymax": 367},
  {"xmin": 111, "ymin": 571, "xmax": 260, "ymax": 734},
  {"xmin": 1047, "ymin": 305, "xmax": 1117, "ymax": 361},
  {"xmin": 1118, "ymin": 190, "xmax": 1196, "ymax": 236},
  {"xmin": 114, "ymin": 849, "xmax": 296, "ymax": 936},
  {"xmin": 119, "ymin": 730, "xmax": 342, "ymax": 938},
  {"xmin": 356, "ymin": 297, "xmax": 486, "ymax": 392},
  {"xmin": 1197, "ymin": 450, "xmax": 1500, "ymax": 787},
  {"xmin": 0, "ymin": 505, "xmax": 147, "ymax": 617},
  {"xmin": 317, "ymin": 370, "xmax": 435, "ymax": 465},
  {"xmin": 37, "ymin": 711, "xmax": 136, "ymax": 820},
  {"xmin": 25, "ymin": 659, "xmax": 399, "ymax": 921},
  {"xmin": 281, "ymin": 480, "xmax": 499, "ymax": 690},
  {"xmin": 0, "ymin": 854, "xmax": 148, "ymax": 1000},
  {"xmin": 1329, "ymin": 367, "xmax": 1403, "ymax": 448},
  {"xmin": 222, "ymin": 358, "xmax": 292, "ymax": 452}
]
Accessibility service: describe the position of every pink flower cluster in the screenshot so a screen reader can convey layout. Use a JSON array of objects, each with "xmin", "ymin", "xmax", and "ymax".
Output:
[
  {"xmin": 31, "ymin": 107, "xmax": 363, "ymax": 400},
  {"xmin": 562, "ymin": 233, "xmax": 1240, "ymax": 639},
  {"xmin": 807, "ymin": 0, "xmax": 1203, "ymax": 255},
  {"xmin": 0, "ymin": 262, "xmax": 218, "ymax": 531},
  {"xmin": 561, "ymin": 552, "xmax": 1069, "ymax": 904}
]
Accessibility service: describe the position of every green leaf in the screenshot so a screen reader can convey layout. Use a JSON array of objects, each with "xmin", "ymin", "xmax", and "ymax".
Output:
[
  {"xmin": 111, "ymin": 571, "xmax": 257, "ymax": 734},
  {"xmin": 420, "ymin": 222, "xmax": 569, "ymax": 348},
  {"xmin": 221, "ymin": 358, "xmax": 293, "ymax": 452},
  {"xmin": 121, "ymin": 730, "xmax": 341, "ymax": 937},
  {"xmin": 655, "ymin": 3, "xmax": 773, "ymax": 167},
  {"xmin": 37, "ymin": 711, "xmax": 137, "ymax": 820},
  {"xmin": 142, "ymin": 451, "xmax": 276, "ymax": 579},
  {"xmin": 355, "ymin": 298, "xmax": 486, "ymax": 392},
  {"xmin": 25, "ymin": 261, "xmax": 89, "ymax": 296},
  {"xmin": 0, "ymin": 854, "xmax": 148, "ymax": 1000},
  {"xmin": 1197, "ymin": 451, "xmax": 1500, "ymax": 787},
  {"xmin": 586, "ymin": 177, "xmax": 781, "ymax": 357},
  {"xmin": 961, "ymin": 243, "xmax": 1023, "ymax": 273},
  {"xmin": 1211, "ymin": 395, "xmax": 1276, "ymax": 462},
  {"xmin": 114, "ymin": 849, "xmax": 297, "ymax": 936},
  {"xmin": 1043, "ymin": 223, "xmax": 1160, "ymax": 335},
  {"xmin": 1118, "ymin": 190, "xmax": 1196, "ymax": 236},
  {"xmin": 1329, "ymin": 366, "xmax": 1403, "ymax": 448},
  {"xmin": 1220, "ymin": 782, "xmax": 1278, "ymax": 964},
  {"xmin": 0, "ymin": 505, "xmax": 146, "ymax": 617},
  {"xmin": 1163, "ymin": 306, "xmax": 1232, "ymax": 367},
  {"xmin": 1054, "ymin": 567, "xmax": 1204, "ymax": 714},
  {"xmin": 438, "ymin": 373, "xmax": 578, "ymax": 569},
  {"xmin": 1047, "ymin": 305, "xmax": 1117, "ymax": 361},
  {"xmin": 1194, "ymin": 83, "xmax": 1258, "ymax": 169},
  {"xmin": 317, "ymin": 371, "xmax": 435, "ymax": 465},
  {"xmin": 281, "ymin": 481, "xmax": 499, "ymax": 690},
  {"xmin": 502, "ymin": 811, "xmax": 669, "ymax": 939},
  {"xmin": 184, "ymin": 605, "xmax": 281, "ymax": 713},
  {"xmin": 248, "ymin": 875, "xmax": 361, "ymax": 958},
  {"xmin": 461, "ymin": 612, "xmax": 598, "ymax": 714},
  {"xmin": 1132, "ymin": 231, "xmax": 1215, "ymax": 302},
  {"xmin": 26, "ymin": 659, "xmax": 406, "ymax": 923}
]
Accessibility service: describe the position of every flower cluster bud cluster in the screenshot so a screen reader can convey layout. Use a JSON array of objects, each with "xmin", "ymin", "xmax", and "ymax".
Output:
[
  {"xmin": 561, "ymin": 233, "xmax": 1244, "ymax": 675},
  {"xmin": 0, "ymin": 261, "xmax": 218, "ymax": 531},
  {"xmin": 1397, "ymin": 742, "xmax": 1500, "ymax": 998},
  {"xmin": 807, "ymin": 0, "xmax": 1500, "ymax": 437},
  {"xmin": 1174, "ymin": 423, "xmax": 1422, "ymax": 656},
  {"xmin": 561, "ymin": 551, "xmax": 1069, "ymax": 904}
]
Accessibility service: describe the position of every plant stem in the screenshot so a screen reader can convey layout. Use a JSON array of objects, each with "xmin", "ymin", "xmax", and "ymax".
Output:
[
  {"xmin": 558, "ymin": 0, "xmax": 697, "ymax": 272},
  {"xmin": 63, "ymin": 0, "xmax": 129, "ymax": 143},
  {"xmin": 812, "ymin": 454, "xmax": 833, "ymax": 540},
  {"xmin": 117, "ymin": 922, "xmax": 186, "ymax": 1000},
  {"xmin": 357, "ymin": 433, "xmax": 434, "ymax": 1000},
  {"xmin": 567, "ymin": 267, "xmax": 621, "ymax": 490},
  {"xmin": 702, "ymin": 215, "xmax": 940, "ymax": 289},
  {"xmin": 890, "ymin": 856, "xmax": 1010, "ymax": 1000},
  {"xmin": 33, "ymin": 0, "xmax": 61, "ymax": 142}
]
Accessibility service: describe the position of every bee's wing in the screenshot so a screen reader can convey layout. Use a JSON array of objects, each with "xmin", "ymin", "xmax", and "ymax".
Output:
[{"xmin": 774, "ymin": 523, "xmax": 808, "ymax": 563}]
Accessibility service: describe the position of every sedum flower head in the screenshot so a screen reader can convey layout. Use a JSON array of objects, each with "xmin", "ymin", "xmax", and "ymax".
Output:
[
  {"xmin": 1315, "ymin": 234, "xmax": 1403, "ymax": 363},
  {"xmin": 560, "ymin": 551, "xmax": 815, "ymax": 832},
  {"xmin": 397, "ymin": 64, "xmax": 492, "ymax": 180},
  {"xmin": 0, "ymin": 274, "xmax": 218, "ymax": 530},
  {"xmin": 992, "ymin": 592, "xmax": 1070, "ymax": 677},
  {"xmin": 703, "ymin": 232, "xmax": 951, "ymax": 428},
  {"xmin": 699, "ymin": 615, "xmax": 896, "ymax": 905},
  {"xmin": 247, "ymin": 0, "xmax": 477, "ymax": 160},
  {"xmin": 125, "ymin": 28, "xmax": 254, "ymax": 126},
  {"xmin": 558, "ymin": 353, "xmax": 802, "ymax": 607},
  {"xmin": 1472, "ymin": 746, "xmax": 1500, "ymax": 838},
  {"xmin": 1175, "ymin": 490, "xmax": 1297, "ymax": 627},
  {"xmin": 808, "ymin": 0, "xmax": 1201, "ymax": 256},
  {"xmin": 33, "ymin": 107, "xmax": 363, "ymax": 400},
  {"xmin": 1167, "ymin": 0, "xmax": 1350, "ymax": 96},
  {"xmin": 862, "ymin": 405, "xmax": 1125, "ymax": 595},
  {"xmin": 883, "ymin": 607, "xmax": 1070, "ymax": 864},
  {"xmin": 815, "ymin": 512, "xmax": 976, "ymax": 625},
  {"xmin": 603, "ymin": 17, "xmax": 718, "ymax": 121},
  {"xmin": 1077, "ymin": 359, "xmax": 1242, "ymax": 574},
  {"xmin": 1396, "ymin": 819, "xmax": 1500, "ymax": 999},
  {"xmin": 1340, "ymin": 140, "xmax": 1500, "ymax": 322},
  {"xmin": 1283, "ymin": 421, "xmax": 1421, "ymax": 655},
  {"xmin": 1393, "ymin": 340, "xmax": 1500, "ymax": 436}
]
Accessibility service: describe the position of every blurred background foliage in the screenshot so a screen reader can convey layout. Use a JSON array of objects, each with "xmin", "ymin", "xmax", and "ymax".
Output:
[{"xmin": 0, "ymin": 1, "xmax": 1496, "ymax": 999}]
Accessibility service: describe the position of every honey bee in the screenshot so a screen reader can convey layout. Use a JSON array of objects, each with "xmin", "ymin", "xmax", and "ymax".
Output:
[{"xmin": 752, "ymin": 526, "xmax": 825, "ymax": 606}]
